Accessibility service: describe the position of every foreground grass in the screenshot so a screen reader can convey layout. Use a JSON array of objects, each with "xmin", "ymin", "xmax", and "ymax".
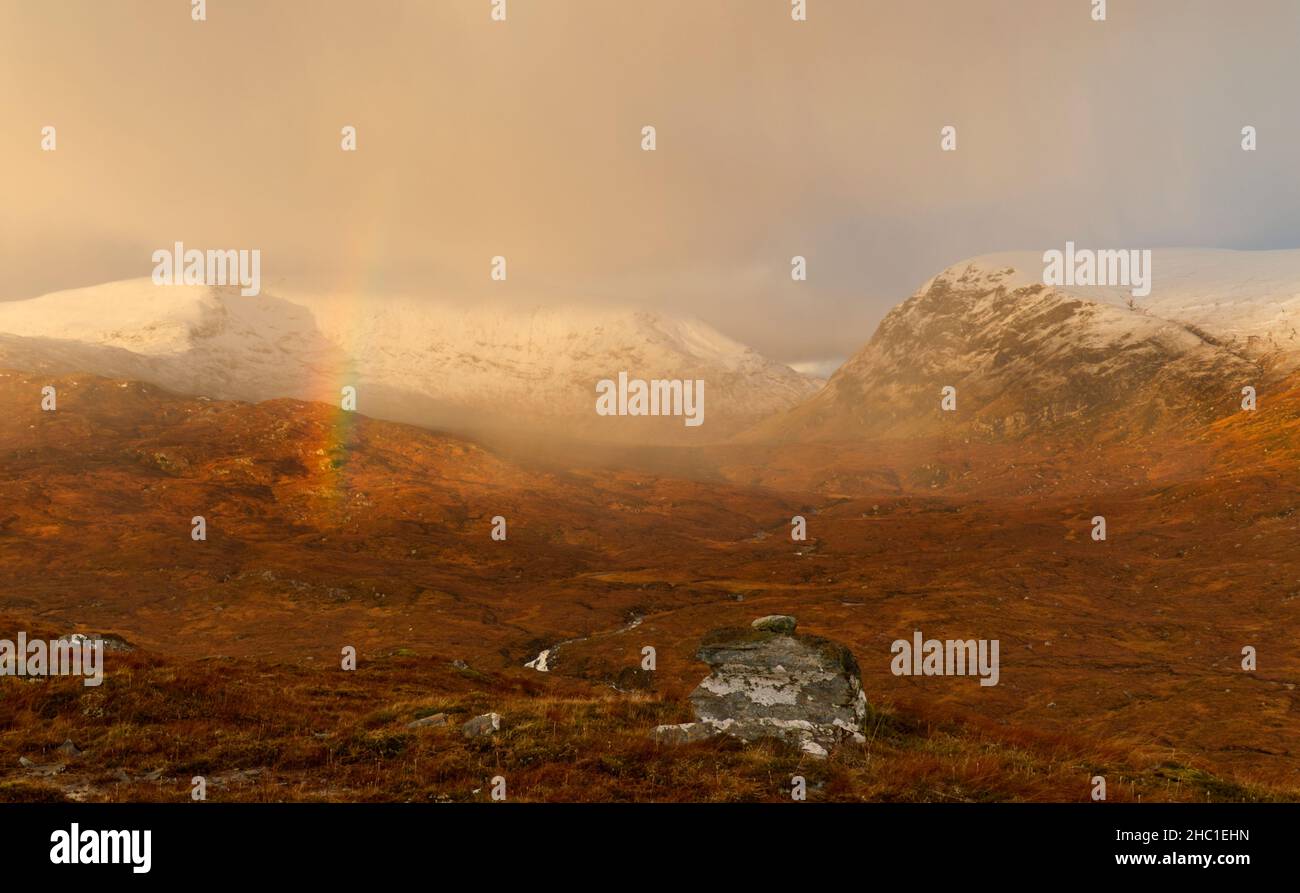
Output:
[{"xmin": 0, "ymin": 648, "xmax": 1290, "ymax": 804}]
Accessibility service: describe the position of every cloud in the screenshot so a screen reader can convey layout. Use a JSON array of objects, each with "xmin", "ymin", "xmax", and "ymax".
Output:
[{"xmin": 3, "ymin": 0, "xmax": 1298, "ymax": 363}]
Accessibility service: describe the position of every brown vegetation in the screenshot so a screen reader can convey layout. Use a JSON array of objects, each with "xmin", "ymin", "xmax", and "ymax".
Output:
[{"xmin": 1, "ymin": 369, "xmax": 1297, "ymax": 801}]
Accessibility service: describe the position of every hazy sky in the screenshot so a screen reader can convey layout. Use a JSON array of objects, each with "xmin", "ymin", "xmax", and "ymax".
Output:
[{"xmin": 3, "ymin": 0, "xmax": 1299, "ymax": 368}]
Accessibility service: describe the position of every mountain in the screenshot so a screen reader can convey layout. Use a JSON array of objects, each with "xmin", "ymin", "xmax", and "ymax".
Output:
[
  {"xmin": 759, "ymin": 249, "xmax": 1300, "ymax": 443},
  {"xmin": 0, "ymin": 280, "xmax": 819, "ymax": 443}
]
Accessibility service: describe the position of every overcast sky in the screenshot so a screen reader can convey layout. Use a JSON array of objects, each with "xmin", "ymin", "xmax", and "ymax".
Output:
[{"xmin": 3, "ymin": 0, "xmax": 1299, "ymax": 369}]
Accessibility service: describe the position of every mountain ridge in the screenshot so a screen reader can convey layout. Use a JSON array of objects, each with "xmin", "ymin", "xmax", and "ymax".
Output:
[
  {"xmin": 756, "ymin": 248, "xmax": 1300, "ymax": 443},
  {"xmin": 0, "ymin": 279, "xmax": 820, "ymax": 443}
]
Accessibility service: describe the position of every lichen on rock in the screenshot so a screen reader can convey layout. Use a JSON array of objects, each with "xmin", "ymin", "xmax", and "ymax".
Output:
[{"xmin": 651, "ymin": 616, "xmax": 868, "ymax": 758}]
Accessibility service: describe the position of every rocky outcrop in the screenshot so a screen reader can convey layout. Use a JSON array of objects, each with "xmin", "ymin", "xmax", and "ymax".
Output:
[
  {"xmin": 756, "ymin": 252, "xmax": 1281, "ymax": 444},
  {"xmin": 652, "ymin": 616, "xmax": 868, "ymax": 758}
]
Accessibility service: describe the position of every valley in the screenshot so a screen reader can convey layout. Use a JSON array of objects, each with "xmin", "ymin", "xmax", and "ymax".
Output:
[
  {"xmin": 0, "ymin": 361, "xmax": 1296, "ymax": 801},
  {"xmin": 2, "ymin": 249, "xmax": 1298, "ymax": 802}
]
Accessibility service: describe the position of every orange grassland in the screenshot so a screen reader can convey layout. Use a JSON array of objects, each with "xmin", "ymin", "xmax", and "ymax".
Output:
[{"xmin": 1, "ymin": 370, "xmax": 1298, "ymax": 802}]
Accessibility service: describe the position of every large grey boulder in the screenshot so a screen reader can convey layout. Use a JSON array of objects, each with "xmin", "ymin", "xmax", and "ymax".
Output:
[{"xmin": 651, "ymin": 617, "xmax": 868, "ymax": 758}]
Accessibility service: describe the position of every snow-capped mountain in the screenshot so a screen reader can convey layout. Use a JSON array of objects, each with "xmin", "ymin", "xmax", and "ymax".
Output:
[
  {"xmin": 760, "ymin": 248, "xmax": 1300, "ymax": 442},
  {"xmin": 0, "ymin": 279, "xmax": 820, "ymax": 442}
]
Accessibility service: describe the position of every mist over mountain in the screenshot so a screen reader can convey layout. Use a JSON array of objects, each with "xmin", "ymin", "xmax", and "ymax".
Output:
[{"xmin": 0, "ymin": 279, "xmax": 820, "ymax": 444}]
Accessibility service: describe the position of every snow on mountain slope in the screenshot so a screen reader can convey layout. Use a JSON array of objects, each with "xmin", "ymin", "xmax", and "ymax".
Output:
[
  {"xmin": 761, "ymin": 249, "xmax": 1300, "ymax": 442},
  {"xmin": 948, "ymin": 249, "xmax": 1300, "ymax": 366},
  {"xmin": 0, "ymin": 279, "xmax": 818, "ymax": 441}
]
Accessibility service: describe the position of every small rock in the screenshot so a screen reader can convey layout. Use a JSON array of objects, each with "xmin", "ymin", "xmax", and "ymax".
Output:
[
  {"xmin": 800, "ymin": 739, "xmax": 829, "ymax": 759},
  {"xmin": 751, "ymin": 614, "xmax": 797, "ymax": 634},
  {"xmin": 57, "ymin": 633, "xmax": 134, "ymax": 653},
  {"xmin": 211, "ymin": 767, "xmax": 263, "ymax": 786},
  {"xmin": 408, "ymin": 713, "xmax": 448, "ymax": 729},
  {"xmin": 462, "ymin": 713, "xmax": 501, "ymax": 739},
  {"xmin": 20, "ymin": 760, "xmax": 63, "ymax": 777},
  {"xmin": 451, "ymin": 659, "xmax": 470, "ymax": 670},
  {"xmin": 100, "ymin": 635, "xmax": 135, "ymax": 653},
  {"xmin": 57, "ymin": 739, "xmax": 82, "ymax": 758},
  {"xmin": 649, "ymin": 722, "xmax": 718, "ymax": 745}
]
